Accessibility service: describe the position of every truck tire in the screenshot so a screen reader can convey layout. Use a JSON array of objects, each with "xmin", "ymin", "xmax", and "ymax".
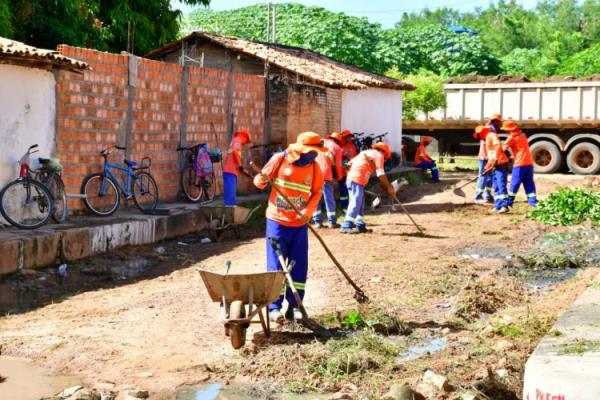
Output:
[
  {"xmin": 566, "ymin": 142, "xmax": 600, "ymax": 175},
  {"xmin": 530, "ymin": 141, "xmax": 562, "ymax": 174}
]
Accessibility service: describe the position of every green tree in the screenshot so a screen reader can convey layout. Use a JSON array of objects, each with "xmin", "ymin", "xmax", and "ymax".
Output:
[
  {"xmin": 0, "ymin": 0, "xmax": 12, "ymax": 37},
  {"xmin": 556, "ymin": 43, "xmax": 600, "ymax": 76},
  {"xmin": 387, "ymin": 69, "xmax": 446, "ymax": 120},
  {"xmin": 185, "ymin": 3, "xmax": 387, "ymax": 73},
  {"xmin": 501, "ymin": 48, "xmax": 560, "ymax": 77}
]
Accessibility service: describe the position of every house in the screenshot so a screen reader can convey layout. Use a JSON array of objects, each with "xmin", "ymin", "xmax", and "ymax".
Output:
[
  {"xmin": 145, "ymin": 32, "xmax": 415, "ymax": 152},
  {"xmin": 0, "ymin": 36, "xmax": 88, "ymax": 189}
]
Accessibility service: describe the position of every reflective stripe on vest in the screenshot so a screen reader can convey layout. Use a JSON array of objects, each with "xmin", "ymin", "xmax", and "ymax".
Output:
[{"xmin": 273, "ymin": 177, "xmax": 311, "ymax": 194}]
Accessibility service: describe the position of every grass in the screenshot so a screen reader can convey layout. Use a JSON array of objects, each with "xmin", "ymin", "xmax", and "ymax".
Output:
[
  {"xmin": 491, "ymin": 315, "xmax": 551, "ymax": 341},
  {"xmin": 558, "ymin": 339, "xmax": 600, "ymax": 355},
  {"xmin": 437, "ymin": 156, "xmax": 479, "ymax": 172},
  {"xmin": 588, "ymin": 281, "xmax": 600, "ymax": 290}
]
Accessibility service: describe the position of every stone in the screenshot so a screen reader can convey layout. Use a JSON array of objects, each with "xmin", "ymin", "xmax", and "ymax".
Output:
[
  {"xmin": 100, "ymin": 392, "xmax": 117, "ymax": 400},
  {"xmin": 61, "ymin": 228, "xmax": 91, "ymax": 262},
  {"xmin": 327, "ymin": 393, "xmax": 355, "ymax": 400},
  {"xmin": 58, "ymin": 385, "xmax": 84, "ymax": 398},
  {"xmin": 460, "ymin": 390, "xmax": 480, "ymax": 400},
  {"xmin": 131, "ymin": 372, "xmax": 153, "ymax": 378},
  {"xmin": 22, "ymin": 232, "xmax": 61, "ymax": 269},
  {"xmin": 0, "ymin": 240, "xmax": 20, "ymax": 276},
  {"xmin": 127, "ymin": 389, "xmax": 149, "ymax": 399},
  {"xmin": 414, "ymin": 383, "xmax": 436, "ymax": 399},
  {"xmin": 495, "ymin": 369, "xmax": 509, "ymax": 378},
  {"xmin": 493, "ymin": 339, "xmax": 514, "ymax": 352},
  {"xmin": 423, "ymin": 369, "xmax": 452, "ymax": 392},
  {"xmin": 382, "ymin": 383, "xmax": 414, "ymax": 400}
]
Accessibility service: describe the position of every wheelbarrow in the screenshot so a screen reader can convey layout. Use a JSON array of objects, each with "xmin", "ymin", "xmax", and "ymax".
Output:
[
  {"xmin": 197, "ymin": 266, "xmax": 285, "ymax": 349},
  {"xmin": 198, "ymin": 205, "xmax": 260, "ymax": 241}
]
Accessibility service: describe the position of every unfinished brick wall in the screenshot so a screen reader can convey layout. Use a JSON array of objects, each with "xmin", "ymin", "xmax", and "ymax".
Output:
[
  {"xmin": 270, "ymin": 83, "xmax": 342, "ymax": 146},
  {"xmin": 55, "ymin": 46, "xmax": 265, "ymax": 208}
]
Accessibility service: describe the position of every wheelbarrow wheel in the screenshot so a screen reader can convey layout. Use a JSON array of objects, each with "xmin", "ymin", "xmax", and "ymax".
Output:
[{"xmin": 229, "ymin": 300, "xmax": 247, "ymax": 349}]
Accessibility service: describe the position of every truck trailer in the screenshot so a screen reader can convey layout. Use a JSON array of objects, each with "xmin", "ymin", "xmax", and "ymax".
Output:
[{"xmin": 403, "ymin": 80, "xmax": 600, "ymax": 175}]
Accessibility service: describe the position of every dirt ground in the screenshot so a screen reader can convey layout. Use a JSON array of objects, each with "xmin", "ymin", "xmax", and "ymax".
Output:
[{"xmin": 0, "ymin": 172, "xmax": 597, "ymax": 399}]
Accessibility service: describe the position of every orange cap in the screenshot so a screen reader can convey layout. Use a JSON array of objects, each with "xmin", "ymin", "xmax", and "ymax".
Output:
[
  {"xmin": 372, "ymin": 143, "xmax": 392, "ymax": 160},
  {"xmin": 501, "ymin": 120, "xmax": 519, "ymax": 131},
  {"xmin": 473, "ymin": 125, "xmax": 490, "ymax": 140},
  {"xmin": 340, "ymin": 129, "xmax": 353, "ymax": 138},
  {"xmin": 330, "ymin": 132, "xmax": 343, "ymax": 143},
  {"xmin": 421, "ymin": 136, "xmax": 433, "ymax": 144},
  {"xmin": 487, "ymin": 113, "xmax": 502, "ymax": 122},
  {"xmin": 234, "ymin": 130, "xmax": 251, "ymax": 144},
  {"xmin": 287, "ymin": 132, "xmax": 326, "ymax": 160}
]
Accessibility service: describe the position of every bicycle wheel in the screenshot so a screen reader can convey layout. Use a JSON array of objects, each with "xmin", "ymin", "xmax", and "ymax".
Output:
[
  {"xmin": 81, "ymin": 173, "xmax": 120, "ymax": 216},
  {"xmin": 0, "ymin": 179, "xmax": 53, "ymax": 229},
  {"xmin": 45, "ymin": 173, "xmax": 68, "ymax": 223},
  {"xmin": 133, "ymin": 171, "xmax": 159, "ymax": 212},
  {"xmin": 201, "ymin": 171, "xmax": 217, "ymax": 201},
  {"xmin": 181, "ymin": 165, "xmax": 203, "ymax": 203}
]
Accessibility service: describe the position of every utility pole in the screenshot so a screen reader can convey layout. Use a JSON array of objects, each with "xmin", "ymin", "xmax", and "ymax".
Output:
[
  {"xmin": 266, "ymin": 2, "xmax": 271, "ymax": 42},
  {"xmin": 272, "ymin": 3, "xmax": 276, "ymax": 43},
  {"xmin": 265, "ymin": 2, "xmax": 276, "ymax": 43}
]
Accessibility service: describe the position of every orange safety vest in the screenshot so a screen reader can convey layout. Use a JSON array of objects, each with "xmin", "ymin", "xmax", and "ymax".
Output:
[
  {"xmin": 223, "ymin": 136, "xmax": 244, "ymax": 175},
  {"xmin": 485, "ymin": 131, "xmax": 509, "ymax": 169},
  {"xmin": 504, "ymin": 130, "xmax": 533, "ymax": 167},
  {"xmin": 347, "ymin": 149, "xmax": 385, "ymax": 186},
  {"xmin": 323, "ymin": 138, "xmax": 344, "ymax": 181},
  {"xmin": 478, "ymin": 141, "xmax": 487, "ymax": 160},
  {"xmin": 253, "ymin": 152, "xmax": 324, "ymax": 227}
]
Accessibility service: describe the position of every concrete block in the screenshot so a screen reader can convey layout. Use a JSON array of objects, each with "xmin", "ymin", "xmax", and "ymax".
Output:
[
  {"xmin": 0, "ymin": 240, "xmax": 20, "ymax": 276},
  {"xmin": 22, "ymin": 232, "xmax": 61, "ymax": 269},
  {"xmin": 164, "ymin": 210, "xmax": 206, "ymax": 239},
  {"xmin": 61, "ymin": 228, "xmax": 91, "ymax": 262},
  {"xmin": 523, "ymin": 272, "xmax": 600, "ymax": 400}
]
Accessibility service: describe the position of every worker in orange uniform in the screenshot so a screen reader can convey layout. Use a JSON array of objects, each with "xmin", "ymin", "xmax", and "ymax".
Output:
[
  {"xmin": 222, "ymin": 130, "xmax": 252, "ymax": 206},
  {"xmin": 474, "ymin": 125, "xmax": 494, "ymax": 203},
  {"xmin": 502, "ymin": 120, "xmax": 537, "ymax": 207},
  {"xmin": 340, "ymin": 143, "xmax": 396, "ymax": 234},
  {"xmin": 338, "ymin": 129, "xmax": 358, "ymax": 209},
  {"xmin": 312, "ymin": 133, "xmax": 344, "ymax": 228},
  {"xmin": 473, "ymin": 119, "xmax": 511, "ymax": 213},
  {"xmin": 414, "ymin": 136, "xmax": 440, "ymax": 183},
  {"xmin": 254, "ymin": 132, "xmax": 325, "ymax": 322}
]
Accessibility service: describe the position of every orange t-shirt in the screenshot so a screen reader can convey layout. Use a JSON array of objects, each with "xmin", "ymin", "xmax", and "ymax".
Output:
[
  {"xmin": 253, "ymin": 152, "xmax": 324, "ymax": 227},
  {"xmin": 414, "ymin": 144, "xmax": 433, "ymax": 164},
  {"xmin": 504, "ymin": 130, "xmax": 533, "ymax": 167},
  {"xmin": 485, "ymin": 132, "xmax": 509, "ymax": 169},
  {"xmin": 324, "ymin": 138, "xmax": 343, "ymax": 180},
  {"xmin": 347, "ymin": 149, "xmax": 385, "ymax": 186},
  {"xmin": 223, "ymin": 136, "xmax": 244, "ymax": 175}
]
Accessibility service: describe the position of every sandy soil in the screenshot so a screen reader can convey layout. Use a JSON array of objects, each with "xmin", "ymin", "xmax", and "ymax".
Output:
[{"xmin": 0, "ymin": 172, "xmax": 594, "ymax": 398}]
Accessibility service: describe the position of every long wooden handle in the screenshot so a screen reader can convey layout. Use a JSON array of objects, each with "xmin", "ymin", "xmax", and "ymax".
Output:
[
  {"xmin": 391, "ymin": 194, "xmax": 425, "ymax": 235},
  {"xmin": 454, "ymin": 167, "xmax": 494, "ymax": 191},
  {"xmin": 251, "ymin": 162, "xmax": 368, "ymax": 300}
]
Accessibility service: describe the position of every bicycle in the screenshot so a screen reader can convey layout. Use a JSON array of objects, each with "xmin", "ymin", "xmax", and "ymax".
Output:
[
  {"xmin": 176, "ymin": 144, "xmax": 218, "ymax": 203},
  {"xmin": 35, "ymin": 157, "xmax": 68, "ymax": 224},
  {"xmin": 0, "ymin": 144, "xmax": 54, "ymax": 229},
  {"xmin": 81, "ymin": 146, "xmax": 159, "ymax": 216}
]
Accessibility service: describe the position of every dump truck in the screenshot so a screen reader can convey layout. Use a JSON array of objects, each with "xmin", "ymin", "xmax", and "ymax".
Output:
[{"xmin": 403, "ymin": 80, "xmax": 600, "ymax": 174}]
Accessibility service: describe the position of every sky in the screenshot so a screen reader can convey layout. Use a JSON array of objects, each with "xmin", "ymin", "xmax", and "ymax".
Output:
[{"xmin": 172, "ymin": 0, "xmax": 541, "ymax": 28}]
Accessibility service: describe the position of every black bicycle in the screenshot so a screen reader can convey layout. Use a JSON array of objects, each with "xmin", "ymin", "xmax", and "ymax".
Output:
[{"xmin": 0, "ymin": 144, "xmax": 55, "ymax": 229}]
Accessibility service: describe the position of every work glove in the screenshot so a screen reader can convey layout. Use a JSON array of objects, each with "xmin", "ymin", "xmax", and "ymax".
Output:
[{"xmin": 256, "ymin": 173, "xmax": 270, "ymax": 186}]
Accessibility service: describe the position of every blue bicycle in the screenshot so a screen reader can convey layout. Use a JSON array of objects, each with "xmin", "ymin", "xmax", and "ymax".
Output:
[{"xmin": 81, "ymin": 146, "xmax": 159, "ymax": 216}]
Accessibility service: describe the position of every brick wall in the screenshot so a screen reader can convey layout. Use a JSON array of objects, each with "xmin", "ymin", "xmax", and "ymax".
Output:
[
  {"xmin": 55, "ymin": 46, "xmax": 265, "ymax": 208},
  {"xmin": 274, "ymin": 83, "xmax": 342, "ymax": 145}
]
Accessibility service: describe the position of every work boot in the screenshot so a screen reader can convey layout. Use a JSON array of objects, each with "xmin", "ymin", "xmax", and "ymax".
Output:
[
  {"xmin": 329, "ymin": 222, "xmax": 340, "ymax": 229},
  {"xmin": 356, "ymin": 226, "xmax": 372, "ymax": 233},
  {"xmin": 285, "ymin": 306, "xmax": 303, "ymax": 321},
  {"xmin": 340, "ymin": 226, "xmax": 358, "ymax": 234},
  {"xmin": 269, "ymin": 309, "xmax": 284, "ymax": 323},
  {"xmin": 312, "ymin": 221, "xmax": 324, "ymax": 229},
  {"xmin": 497, "ymin": 207, "xmax": 509, "ymax": 214}
]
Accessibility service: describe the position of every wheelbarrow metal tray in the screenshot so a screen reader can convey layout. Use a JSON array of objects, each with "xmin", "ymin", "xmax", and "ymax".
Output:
[{"xmin": 198, "ymin": 270, "xmax": 285, "ymax": 304}]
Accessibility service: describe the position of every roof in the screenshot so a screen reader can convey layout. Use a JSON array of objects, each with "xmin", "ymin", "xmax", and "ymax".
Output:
[
  {"xmin": 145, "ymin": 32, "xmax": 415, "ymax": 91},
  {"xmin": 0, "ymin": 36, "xmax": 89, "ymax": 71}
]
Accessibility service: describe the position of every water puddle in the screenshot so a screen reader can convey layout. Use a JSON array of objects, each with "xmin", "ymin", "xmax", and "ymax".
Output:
[
  {"xmin": 396, "ymin": 336, "xmax": 447, "ymax": 362},
  {"xmin": 0, "ymin": 257, "xmax": 157, "ymax": 313},
  {"xmin": 0, "ymin": 356, "xmax": 80, "ymax": 400},
  {"xmin": 176, "ymin": 383, "xmax": 329, "ymax": 400},
  {"xmin": 458, "ymin": 245, "xmax": 513, "ymax": 260}
]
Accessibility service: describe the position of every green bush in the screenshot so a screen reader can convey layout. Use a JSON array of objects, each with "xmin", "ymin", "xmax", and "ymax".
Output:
[
  {"xmin": 528, "ymin": 187, "xmax": 600, "ymax": 226},
  {"xmin": 556, "ymin": 43, "xmax": 600, "ymax": 77}
]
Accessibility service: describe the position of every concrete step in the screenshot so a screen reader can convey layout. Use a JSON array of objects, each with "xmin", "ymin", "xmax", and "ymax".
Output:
[{"xmin": 523, "ymin": 271, "xmax": 600, "ymax": 400}]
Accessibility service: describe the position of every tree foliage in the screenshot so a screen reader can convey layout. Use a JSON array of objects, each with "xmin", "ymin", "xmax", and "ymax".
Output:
[
  {"xmin": 501, "ymin": 48, "xmax": 560, "ymax": 78},
  {"xmin": 0, "ymin": 0, "xmax": 209, "ymax": 55},
  {"xmin": 556, "ymin": 43, "xmax": 600, "ymax": 77},
  {"xmin": 386, "ymin": 69, "xmax": 446, "ymax": 121}
]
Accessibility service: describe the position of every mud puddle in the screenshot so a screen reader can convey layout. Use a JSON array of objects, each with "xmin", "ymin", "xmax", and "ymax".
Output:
[
  {"xmin": 0, "ymin": 256, "xmax": 156, "ymax": 313},
  {"xmin": 458, "ymin": 245, "xmax": 513, "ymax": 260},
  {"xmin": 0, "ymin": 356, "xmax": 80, "ymax": 400},
  {"xmin": 176, "ymin": 383, "xmax": 328, "ymax": 399},
  {"xmin": 384, "ymin": 333, "xmax": 447, "ymax": 363}
]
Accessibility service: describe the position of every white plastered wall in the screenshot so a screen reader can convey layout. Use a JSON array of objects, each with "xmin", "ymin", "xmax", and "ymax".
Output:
[
  {"xmin": 340, "ymin": 87, "xmax": 403, "ymax": 152},
  {"xmin": 0, "ymin": 64, "xmax": 56, "ymax": 188}
]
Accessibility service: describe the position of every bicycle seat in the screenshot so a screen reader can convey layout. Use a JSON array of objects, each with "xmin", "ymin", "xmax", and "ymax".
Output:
[
  {"xmin": 124, "ymin": 159, "xmax": 137, "ymax": 168},
  {"xmin": 38, "ymin": 158, "xmax": 50, "ymax": 164}
]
